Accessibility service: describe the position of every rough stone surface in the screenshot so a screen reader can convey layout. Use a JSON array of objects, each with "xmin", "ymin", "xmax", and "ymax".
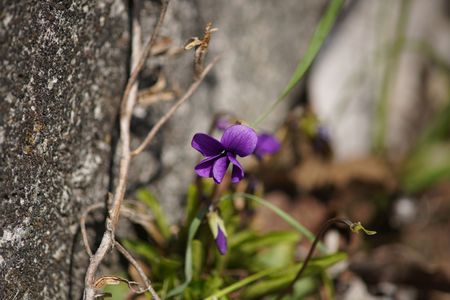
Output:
[{"xmin": 0, "ymin": 0, "xmax": 128, "ymax": 298}]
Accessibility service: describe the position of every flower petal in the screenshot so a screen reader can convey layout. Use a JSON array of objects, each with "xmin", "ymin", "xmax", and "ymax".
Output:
[
  {"xmin": 191, "ymin": 133, "xmax": 224, "ymax": 156},
  {"xmin": 227, "ymin": 153, "xmax": 244, "ymax": 183},
  {"xmin": 194, "ymin": 155, "xmax": 220, "ymax": 178},
  {"xmin": 215, "ymin": 225, "xmax": 228, "ymax": 255},
  {"xmin": 216, "ymin": 117, "xmax": 232, "ymax": 131},
  {"xmin": 212, "ymin": 155, "xmax": 229, "ymax": 183},
  {"xmin": 254, "ymin": 133, "xmax": 281, "ymax": 159},
  {"xmin": 221, "ymin": 125, "xmax": 258, "ymax": 157}
]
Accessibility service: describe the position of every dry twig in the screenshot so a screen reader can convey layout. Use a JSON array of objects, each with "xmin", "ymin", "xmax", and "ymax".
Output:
[
  {"xmin": 80, "ymin": 202, "xmax": 105, "ymax": 257},
  {"xmin": 115, "ymin": 241, "xmax": 160, "ymax": 299},
  {"xmin": 137, "ymin": 73, "xmax": 178, "ymax": 106},
  {"xmin": 80, "ymin": 200, "xmax": 164, "ymax": 258},
  {"xmin": 82, "ymin": 1, "xmax": 169, "ymax": 299},
  {"xmin": 185, "ymin": 22, "xmax": 217, "ymax": 78},
  {"xmin": 131, "ymin": 56, "xmax": 220, "ymax": 156}
]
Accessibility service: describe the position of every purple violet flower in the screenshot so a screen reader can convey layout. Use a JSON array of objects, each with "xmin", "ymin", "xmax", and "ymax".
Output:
[
  {"xmin": 215, "ymin": 225, "xmax": 227, "ymax": 255},
  {"xmin": 192, "ymin": 124, "xmax": 258, "ymax": 183},
  {"xmin": 207, "ymin": 211, "xmax": 228, "ymax": 255},
  {"xmin": 253, "ymin": 133, "xmax": 281, "ymax": 159}
]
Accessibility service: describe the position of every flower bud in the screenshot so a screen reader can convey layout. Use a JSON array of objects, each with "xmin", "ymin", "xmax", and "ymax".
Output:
[{"xmin": 207, "ymin": 211, "xmax": 228, "ymax": 255}]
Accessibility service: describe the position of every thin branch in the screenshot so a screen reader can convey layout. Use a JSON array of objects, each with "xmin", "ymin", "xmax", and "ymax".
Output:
[
  {"xmin": 80, "ymin": 202, "xmax": 105, "ymax": 257},
  {"xmin": 80, "ymin": 201, "xmax": 163, "ymax": 257},
  {"xmin": 83, "ymin": 1, "xmax": 169, "ymax": 299},
  {"xmin": 121, "ymin": 0, "xmax": 170, "ymax": 116},
  {"xmin": 115, "ymin": 242, "xmax": 161, "ymax": 300},
  {"xmin": 131, "ymin": 56, "xmax": 220, "ymax": 156}
]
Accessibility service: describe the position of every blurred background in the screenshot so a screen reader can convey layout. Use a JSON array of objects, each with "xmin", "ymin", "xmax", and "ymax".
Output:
[
  {"xmin": 246, "ymin": 0, "xmax": 450, "ymax": 299},
  {"xmin": 127, "ymin": 0, "xmax": 450, "ymax": 299}
]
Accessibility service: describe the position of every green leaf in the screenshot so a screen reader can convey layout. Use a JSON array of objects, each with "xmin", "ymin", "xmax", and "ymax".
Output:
[
  {"xmin": 239, "ymin": 231, "xmax": 300, "ymax": 253},
  {"xmin": 186, "ymin": 184, "xmax": 199, "ymax": 226},
  {"xmin": 241, "ymin": 275, "xmax": 317, "ymax": 299},
  {"xmin": 241, "ymin": 275, "xmax": 296, "ymax": 299},
  {"xmin": 243, "ymin": 253, "xmax": 345, "ymax": 298},
  {"xmin": 192, "ymin": 239, "xmax": 204, "ymax": 280},
  {"xmin": 204, "ymin": 267, "xmax": 277, "ymax": 300},
  {"xmin": 308, "ymin": 251, "xmax": 347, "ymax": 269},
  {"xmin": 103, "ymin": 281, "xmax": 132, "ymax": 300},
  {"xmin": 122, "ymin": 240, "xmax": 160, "ymax": 265},
  {"xmin": 228, "ymin": 230, "xmax": 258, "ymax": 248},
  {"xmin": 222, "ymin": 193, "xmax": 328, "ymax": 253},
  {"xmin": 228, "ymin": 232, "xmax": 300, "ymax": 272},
  {"xmin": 136, "ymin": 189, "xmax": 171, "ymax": 239},
  {"xmin": 254, "ymin": 243, "xmax": 297, "ymax": 270},
  {"xmin": 205, "ymin": 252, "xmax": 346, "ymax": 299},
  {"xmin": 202, "ymin": 274, "xmax": 225, "ymax": 298},
  {"xmin": 321, "ymin": 270, "xmax": 335, "ymax": 300},
  {"xmin": 290, "ymin": 277, "xmax": 318, "ymax": 300},
  {"xmin": 253, "ymin": 0, "xmax": 344, "ymax": 126},
  {"xmin": 122, "ymin": 240, "xmax": 181, "ymax": 278},
  {"xmin": 166, "ymin": 207, "xmax": 208, "ymax": 298},
  {"xmin": 159, "ymin": 277, "xmax": 176, "ymax": 299}
]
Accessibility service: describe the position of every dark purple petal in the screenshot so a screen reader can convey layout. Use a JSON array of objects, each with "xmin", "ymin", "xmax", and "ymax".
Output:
[
  {"xmin": 191, "ymin": 133, "xmax": 224, "ymax": 157},
  {"xmin": 215, "ymin": 225, "xmax": 228, "ymax": 255},
  {"xmin": 221, "ymin": 125, "xmax": 258, "ymax": 157},
  {"xmin": 194, "ymin": 155, "xmax": 220, "ymax": 178},
  {"xmin": 227, "ymin": 153, "xmax": 244, "ymax": 183},
  {"xmin": 212, "ymin": 156, "xmax": 229, "ymax": 183},
  {"xmin": 254, "ymin": 133, "xmax": 281, "ymax": 159}
]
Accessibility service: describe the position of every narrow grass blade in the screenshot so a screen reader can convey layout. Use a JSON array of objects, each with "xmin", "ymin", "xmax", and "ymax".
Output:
[
  {"xmin": 205, "ymin": 252, "xmax": 346, "ymax": 299},
  {"xmin": 253, "ymin": 0, "xmax": 344, "ymax": 127},
  {"xmin": 136, "ymin": 188, "xmax": 171, "ymax": 239},
  {"xmin": 166, "ymin": 208, "xmax": 208, "ymax": 298}
]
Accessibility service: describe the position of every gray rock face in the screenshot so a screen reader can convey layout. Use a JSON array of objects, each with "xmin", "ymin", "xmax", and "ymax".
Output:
[{"xmin": 0, "ymin": 0, "xmax": 128, "ymax": 298}]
